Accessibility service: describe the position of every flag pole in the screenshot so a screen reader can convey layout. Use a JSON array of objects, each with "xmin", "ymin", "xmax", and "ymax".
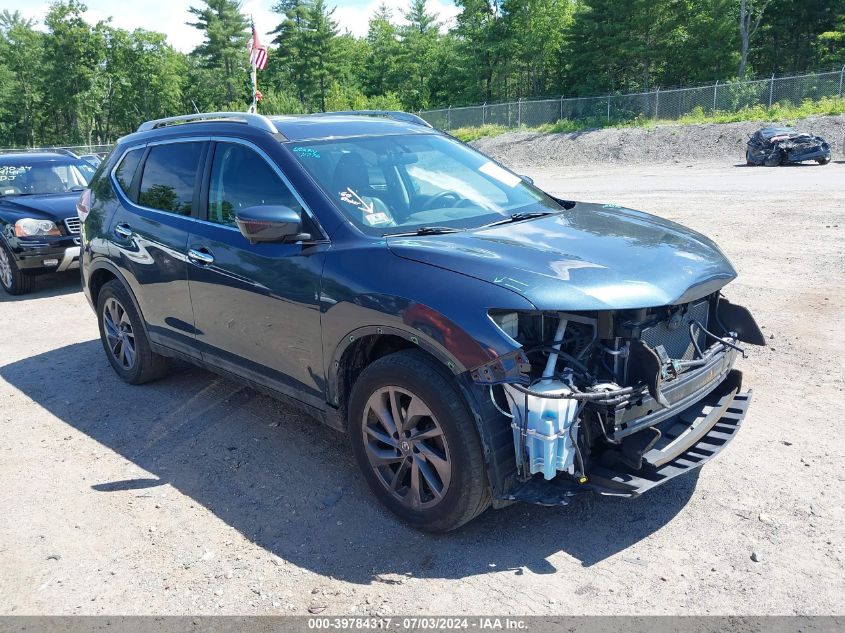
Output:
[{"xmin": 250, "ymin": 65, "xmax": 258, "ymax": 113}]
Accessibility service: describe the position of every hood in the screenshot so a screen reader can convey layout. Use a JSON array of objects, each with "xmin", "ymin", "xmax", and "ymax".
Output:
[
  {"xmin": 0, "ymin": 193, "xmax": 81, "ymax": 223},
  {"xmin": 387, "ymin": 202, "xmax": 737, "ymax": 311}
]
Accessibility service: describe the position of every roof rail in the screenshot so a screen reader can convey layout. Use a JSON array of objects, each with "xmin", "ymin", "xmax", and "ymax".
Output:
[
  {"xmin": 137, "ymin": 112, "xmax": 278, "ymax": 134},
  {"xmin": 310, "ymin": 110, "xmax": 433, "ymax": 128}
]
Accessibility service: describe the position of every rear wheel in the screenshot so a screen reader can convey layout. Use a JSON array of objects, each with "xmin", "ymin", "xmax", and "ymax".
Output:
[
  {"xmin": 817, "ymin": 157, "xmax": 830, "ymax": 165},
  {"xmin": 0, "ymin": 242, "xmax": 33, "ymax": 295},
  {"xmin": 347, "ymin": 349, "xmax": 490, "ymax": 532},
  {"xmin": 96, "ymin": 280, "xmax": 168, "ymax": 384}
]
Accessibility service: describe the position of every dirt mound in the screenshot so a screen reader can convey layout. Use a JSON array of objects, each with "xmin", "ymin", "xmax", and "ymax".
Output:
[{"xmin": 472, "ymin": 114, "xmax": 845, "ymax": 170}]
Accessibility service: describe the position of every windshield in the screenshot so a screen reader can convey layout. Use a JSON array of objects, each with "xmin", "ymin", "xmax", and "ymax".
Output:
[
  {"xmin": 288, "ymin": 133, "xmax": 561, "ymax": 235},
  {"xmin": 0, "ymin": 159, "xmax": 91, "ymax": 196}
]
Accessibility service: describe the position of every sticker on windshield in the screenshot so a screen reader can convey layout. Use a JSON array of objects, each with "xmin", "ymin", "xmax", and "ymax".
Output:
[
  {"xmin": 293, "ymin": 146, "xmax": 321, "ymax": 159},
  {"xmin": 363, "ymin": 212, "xmax": 391, "ymax": 226},
  {"xmin": 478, "ymin": 161, "xmax": 521, "ymax": 188},
  {"xmin": 0, "ymin": 165, "xmax": 29, "ymax": 182},
  {"xmin": 339, "ymin": 187, "xmax": 374, "ymax": 214}
]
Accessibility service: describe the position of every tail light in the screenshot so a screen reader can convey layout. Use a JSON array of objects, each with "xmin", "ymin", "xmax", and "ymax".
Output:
[{"xmin": 77, "ymin": 189, "xmax": 92, "ymax": 222}]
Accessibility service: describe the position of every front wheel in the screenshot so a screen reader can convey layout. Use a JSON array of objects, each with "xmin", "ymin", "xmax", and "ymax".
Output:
[
  {"xmin": 0, "ymin": 242, "xmax": 33, "ymax": 295},
  {"xmin": 817, "ymin": 156, "xmax": 831, "ymax": 165},
  {"xmin": 347, "ymin": 350, "xmax": 491, "ymax": 532}
]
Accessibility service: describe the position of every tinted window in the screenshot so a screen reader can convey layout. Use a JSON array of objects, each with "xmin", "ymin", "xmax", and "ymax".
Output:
[
  {"xmin": 114, "ymin": 148, "xmax": 143, "ymax": 199},
  {"xmin": 138, "ymin": 142, "xmax": 203, "ymax": 215},
  {"xmin": 208, "ymin": 143, "xmax": 301, "ymax": 226}
]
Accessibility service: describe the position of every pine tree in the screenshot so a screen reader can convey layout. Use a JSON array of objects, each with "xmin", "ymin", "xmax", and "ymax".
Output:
[{"xmin": 187, "ymin": 0, "xmax": 249, "ymax": 108}]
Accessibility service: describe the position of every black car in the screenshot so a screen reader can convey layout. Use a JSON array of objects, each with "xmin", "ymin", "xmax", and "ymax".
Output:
[
  {"xmin": 746, "ymin": 126, "xmax": 831, "ymax": 166},
  {"xmin": 0, "ymin": 151, "xmax": 91, "ymax": 294},
  {"xmin": 80, "ymin": 111, "xmax": 763, "ymax": 531}
]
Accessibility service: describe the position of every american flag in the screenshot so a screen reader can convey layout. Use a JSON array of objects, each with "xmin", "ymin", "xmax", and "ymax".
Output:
[{"xmin": 248, "ymin": 20, "xmax": 268, "ymax": 70}]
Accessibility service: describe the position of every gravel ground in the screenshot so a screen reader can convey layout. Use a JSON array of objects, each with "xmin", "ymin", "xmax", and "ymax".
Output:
[
  {"xmin": 473, "ymin": 114, "xmax": 845, "ymax": 168},
  {"xmin": 0, "ymin": 155, "xmax": 843, "ymax": 616}
]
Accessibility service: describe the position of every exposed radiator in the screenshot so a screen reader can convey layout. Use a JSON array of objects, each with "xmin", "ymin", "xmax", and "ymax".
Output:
[{"xmin": 641, "ymin": 301, "xmax": 708, "ymax": 361}]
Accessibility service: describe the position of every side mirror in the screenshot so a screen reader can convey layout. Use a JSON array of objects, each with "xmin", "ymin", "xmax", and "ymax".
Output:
[
  {"xmin": 519, "ymin": 174, "xmax": 534, "ymax": 185},
  {"xmin": 235, "ymin": 205, "xmax": 310, "ymax": 244}
]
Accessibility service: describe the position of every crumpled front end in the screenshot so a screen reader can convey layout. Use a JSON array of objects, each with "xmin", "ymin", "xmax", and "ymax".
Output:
[
  {"xmin": 747, "ymin": 131, "xmax": 831, "ymax": 166},
  {"xmin": 470, "ymin": 293, "xmax": 765, "ymax": 505}
]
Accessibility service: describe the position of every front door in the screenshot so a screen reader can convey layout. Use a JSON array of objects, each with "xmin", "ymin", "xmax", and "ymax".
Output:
[{"xmin": 187, "ymin": 140, "xmax": 328, "ymax": 406}]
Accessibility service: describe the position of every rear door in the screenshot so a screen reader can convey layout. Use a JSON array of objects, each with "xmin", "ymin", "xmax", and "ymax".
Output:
[
  {"xmin": 186, "ymin": 139, "xmax": 329, "ymax": 406},
  {"xmin": 109, "ymin": 140, "xmax": 206, "ymax": 357}
]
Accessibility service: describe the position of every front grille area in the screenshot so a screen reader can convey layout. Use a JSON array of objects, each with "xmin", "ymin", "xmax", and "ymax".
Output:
[
  {"xmin": 641, "ymin": 301, "xmax": 708, "ymax": 361},
  {"xmin": 64, "ymin": 217, "xmax": 81, "ymax": 234}
]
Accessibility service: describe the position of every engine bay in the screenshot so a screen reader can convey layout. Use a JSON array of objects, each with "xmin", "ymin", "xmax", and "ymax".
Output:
[{"xmin": 474, "ymin": 293, "xmax": 765, "ymax": 486}]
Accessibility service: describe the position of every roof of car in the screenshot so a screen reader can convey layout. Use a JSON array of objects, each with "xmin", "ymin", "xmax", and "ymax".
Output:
[
  {"xmin": 0, "ymin": 152, "xmax": 79, "ymax": 164},
  {"xmin": 758, "ymin": 126, "xmax": 796, "ymax": 138},
  {"xmin": 268, "ymin": 114, "xmax": 434, "ymax": 142},
  {"xmin": 125, "ymin": 112, "xmax": 437, "ymax": 145}
]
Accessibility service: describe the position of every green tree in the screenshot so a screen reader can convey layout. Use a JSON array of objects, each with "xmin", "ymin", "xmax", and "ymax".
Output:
[
  {"xmin": 0, "ymin": 11, "xmax": 44, "ymax": 146},
  {"xmin": 396, "ymin": 0, "xmax": 441, "ymax": 109},
  {"xmin": 187, "ymin": 0, "xmax": 249, "ymax": 108},
  {"xmin": 502, "ymin": 0, "xmax": 573, "ymax": 97},
  {"xmin": 453, "ymin": 0, "xmax": 506, "ymax": 104},
  {"xmin": 752, "ymin": 0, "xmax": 843, "ymax": 74},
  {"xmin": 307, "ymin": 0, "xmax": 340, "ymax": 111},
  {"xmin": 566, "ymin": 0, "xmax": 685, "ymax": 95},
  {"xmin": 41, "ymin": 1, "xmax": 109, "ymax": 144},
  {"xmin": 270, "ymin": 0, "xmax": 315, "ymax": 108},
  {"xmin": 363, "ymin": 4, "xmax": 401, "ymax": 97},
  {"xmin": 817, "ymin": 13, "xmax": 845, "ymax": 67}
]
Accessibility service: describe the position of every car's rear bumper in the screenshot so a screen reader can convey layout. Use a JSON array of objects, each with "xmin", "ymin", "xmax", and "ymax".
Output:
[{"xmin": 500, "ymin": 369, "xmax": 750, "ymax": 504}]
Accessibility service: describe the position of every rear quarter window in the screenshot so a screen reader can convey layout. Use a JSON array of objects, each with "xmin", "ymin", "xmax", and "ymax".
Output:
[
  {"xmin": 113, "ymin": 148, "xmax": 144, "ymax": 201},
  {"xmin": 138, "ymin": 142, "xmax": 204, "ymax": 215}
]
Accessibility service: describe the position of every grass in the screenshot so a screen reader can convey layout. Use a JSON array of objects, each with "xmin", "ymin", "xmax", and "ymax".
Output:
[{"xmin": 449, "ymin": 96, "xmax": 845, "ymax": 142}]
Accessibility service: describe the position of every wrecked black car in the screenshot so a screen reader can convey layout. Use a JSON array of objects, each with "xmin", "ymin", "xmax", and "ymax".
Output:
[
  {"xmin": 81, "ymin": 110, "xmax": 764, "ymax": 532},
  {"xmin": 746, "ymin": 126, "xmax": 831, "ymax": 166}
]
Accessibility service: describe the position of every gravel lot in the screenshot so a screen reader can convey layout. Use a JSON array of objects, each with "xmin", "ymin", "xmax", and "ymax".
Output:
[{"xmin": 1, "ymin": 155, "xmax": 843, "ymax": 615}]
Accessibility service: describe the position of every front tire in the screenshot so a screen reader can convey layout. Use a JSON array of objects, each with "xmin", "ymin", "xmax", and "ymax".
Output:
[
  {"xmin": 817, "ymin": 156, "xmax": 830, "ymax": 165},
  {"xmin": 347, "ymin": 350, "xmax": 491, "ymax": 532},
  {"xmin": 0, "ymin": 242, "xmax": 33, "ymax": 295},
  {"xmin": 96, "ymin": 280, "xmax": 168, "ymax": 384}
]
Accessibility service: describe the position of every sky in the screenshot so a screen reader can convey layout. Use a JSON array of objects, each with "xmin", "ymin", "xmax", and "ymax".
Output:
[{"xmin": 5, "ymin": 0, "xmax": 461, "ymax": 47}]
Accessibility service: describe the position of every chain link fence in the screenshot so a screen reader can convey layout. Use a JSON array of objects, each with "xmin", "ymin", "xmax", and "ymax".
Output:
[{"xmin": 420, "ymin": 67, "xmax": 845, "ymax": 131}]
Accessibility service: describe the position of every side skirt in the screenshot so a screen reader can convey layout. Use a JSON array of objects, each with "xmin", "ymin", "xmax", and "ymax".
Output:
[{"xmin": 149, "ymin": 341, "xmax": 345, "ymax": 432}]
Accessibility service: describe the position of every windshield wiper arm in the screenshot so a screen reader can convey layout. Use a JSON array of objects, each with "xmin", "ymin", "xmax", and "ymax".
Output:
[
  {"xmin": 383, "ymin": 226, "xmax": 464, "ymax": 237},
  {"xmin": 482, "ymin": 211, "xmax": 556, "ymax": 228}
]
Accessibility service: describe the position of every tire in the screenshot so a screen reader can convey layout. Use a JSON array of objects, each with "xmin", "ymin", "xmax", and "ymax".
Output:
[
  {"xmin": 347, "ymin": 349, "xmax": 491, "ymax": 532},
  {"xmin": 0, "ymin": 241, "xmax": 33, "ymax": 295},
  {"xmin": 96, "ymin": 280, "xmax": 168, "ymax": 384},
  {"xmin": 817, "ymin": 157, "xmax": 830, "ymax": 165}
]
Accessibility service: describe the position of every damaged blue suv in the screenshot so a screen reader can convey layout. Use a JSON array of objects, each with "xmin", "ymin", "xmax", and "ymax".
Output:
[{"xmin": 80, "ymin": 111, "xmax": 764, "ymax": 531}]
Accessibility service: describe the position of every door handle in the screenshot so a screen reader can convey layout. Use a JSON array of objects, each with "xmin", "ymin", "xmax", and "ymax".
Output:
[
  {"xmin": 188, "ymin": 247, "xmax": 214, "ymax": 265},
  {"xmin": 114, "ymin": 223, "xmax": 132, "ymax": 239}
]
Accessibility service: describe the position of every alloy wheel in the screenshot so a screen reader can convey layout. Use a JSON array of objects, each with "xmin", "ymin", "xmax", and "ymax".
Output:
[
  {"xmin": 0, "ymin": 247, "xmax": 12, "ymax": 289},
  {"xmin": 102, "ymin": 297, "xmax": 136, "ymax": 369},
  {"xmin": 362, "ymin": 386, "xmax": 452, "ymax": 509}
]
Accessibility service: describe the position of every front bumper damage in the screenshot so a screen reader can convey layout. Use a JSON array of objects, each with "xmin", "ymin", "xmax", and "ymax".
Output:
[
  {"xmin": 503, "ymin": 370, "xmax": 751, "ymax": 504},
  {"xmin": 470, "ymin": 294, "xmax": 763, "ymax": 506}
]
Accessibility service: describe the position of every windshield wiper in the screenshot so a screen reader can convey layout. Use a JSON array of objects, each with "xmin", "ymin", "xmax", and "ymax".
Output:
[
  {"xmin": 383, "ymin": 226, "xmax": 465, "ymax": 237},
  {"xmin": 482, "ymin": 211, "xmax": 557, "ymax": 228}
]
